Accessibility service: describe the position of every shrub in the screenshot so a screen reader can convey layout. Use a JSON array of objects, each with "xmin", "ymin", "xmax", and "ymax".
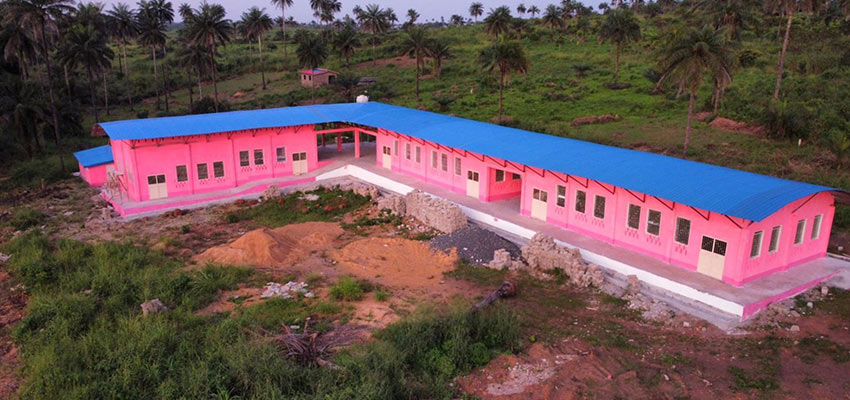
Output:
[
  {"xmin": 329, "ymin": 277, "xmax": 364, "ymax": 301},
  {"xmin": 760, "ymin": 101, "xmax": 813, "ymax": 139},
  {"xmin": 10, "ymin": 207, "xmax": 45, "ymax": 230},
  {"xmin": 375, "ymin": 289, "xmax": 391, "ymax": 302}
]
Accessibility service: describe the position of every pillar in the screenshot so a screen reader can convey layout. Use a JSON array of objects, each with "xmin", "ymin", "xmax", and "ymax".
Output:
[
  {"xmin": 337, "ymin": 133, "xmax": 342, "ymax": 152},
  {"xmin": 354, "ymin": 131, "xmax": 361, "ymax": 158},
  {"xmin": 321, "ymin": 133, "xmax": 326, "ymax": 147}
]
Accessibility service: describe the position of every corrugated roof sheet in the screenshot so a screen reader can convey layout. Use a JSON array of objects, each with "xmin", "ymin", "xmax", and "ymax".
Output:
[
  {"xmin": 73, "ymin": 145, "xmax": 113, "ymax": 168},
  {"xmin": 96, "ymin": 102, "xmax": 843, "ymax": 222}
]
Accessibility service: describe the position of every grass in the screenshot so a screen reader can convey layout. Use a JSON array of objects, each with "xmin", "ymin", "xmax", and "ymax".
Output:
[
  {"xmin": 329, "ymin": 276, "xmax": 365, "ymax": 301},
  {"xmin": 3, "ymin": 231, "xmax": 522, "ymax": 399},
  {"xmin": 445, "ymin": 259, "xmax": 507, "ymax": 286},
  {"xmin": 225, "ymin": 186, "xmax": 370, "ymax": 227},
  {"xmin": 9, "ymin": 207, "xmax": 45, "ymax": 231}
]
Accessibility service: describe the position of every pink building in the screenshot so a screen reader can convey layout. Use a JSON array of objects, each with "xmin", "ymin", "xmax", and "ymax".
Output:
[
  {"xmin": 73, "ymin": 145, "xmax": 114, "ymax": 187},
  {"xmin": 88, "ymin": 102, "xmax": 847, "ymax": 288}
]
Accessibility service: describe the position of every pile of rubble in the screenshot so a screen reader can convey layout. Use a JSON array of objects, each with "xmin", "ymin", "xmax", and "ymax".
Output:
[
  {"xmin": 519, "ymin": 234, "xmax": 605, "ymax": 288},
  {"xmin": 261, "ymin": 281, "xmax": 314, "ymax": 299},
  {"xmin": 378, "ymin": 190, "xmax": 467, "ymax": 234},
  {"xmin": 621, "ymin": 275, "xmax": 675, "ymax": 321}
]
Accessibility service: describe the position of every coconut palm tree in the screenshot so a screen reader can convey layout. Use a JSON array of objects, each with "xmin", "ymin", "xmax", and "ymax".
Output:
[
  {"xmin": 400, "ymin": 28, "xmax": 428, "ymax": 102},
  {"xmin": 542, "ymin": 4, "xmax": 565, "ymax": 29},
  {"xmin": 598, "ymin": 8, "xmax": 641, "ymax": 84},
  {"xmin": 331, "ymin": 72, "xmax": 361, "ymax": 101},
  {"xmin": 478, "ymin": 37, "xmax": 530, "ymax": 122},
  {"xmin": 185, "ymin": 2, "xmax": 232, "ymax": 112},
  {"xmin": 270, "ymin": 0, "xmax": 292, "ymax": 58},
  {"xmin": 426, "ymin": 37, "xmax": 450, "ymax": 78},
  {"xmin": 484, "ymin": 6, "xmax": 513, "ymax": 38},
  {"xmin": 6, "ymin": 0, "xmax": 74, "ymax": 171},
  {"xmin": 766, "ymin": 0, "xmax": 798, "ymax": 101},
  {"xmin": 469, "ymin": 2, "xmax": 484, "ymax": 22},
  {"xmin": 406, "ymin": 8, "xmax": 419, "ymax": 26},
  {"xmin": 528, "ymin": 5, "xmax": 540, "ymax": 18},
  {"xmin": 137, "ymin": 0, "xmax": 166, "ymax": 108},
  {"xmin": 1, "ymin": 20, "xmax": 38, "ymax": 80},
  {"xmin": 106, "ymin": 3, "xmax": 137, "ymax": 77},
  {"xmin": 295, "ymin": 32, "xmax": 328, "ymax": 103},
  {"xmin": 450, "ymin": 14, "xmax": 465, "ymax": 25},
  {"xmin": 0, "ymin": 76, "xmax": 46, "ymax": 157},
  {"xmin": 57, "ymin": 24, "xmax": 114, "ymax": 123},
  {"xmin": 517, "ymin": 3, "xmax": 527, "ymax": 16},
  {"xmin": 357, "ymin": 4, "xmax": 389, "ymax": 64},
  {"xmin": 691, "ymin": 0, "xmax": 754, "ymax": 40},
  {"xmin": 657, "ymin": 25, "xmax": 734, "ymax": 156},
  {"xmin": 331, "ymin": 24, "xmax": 359, "ymax": 66},
  {"xmin": 141, "ymin": 0, "xmax": 173, "ymax": 110},
  {"xmin": 176, "ymin": 42, "xmax": 209, "ymax": 111},
  {"xmin": 240, "ymin": 7, "xmax": 273, "ymax": 89}
]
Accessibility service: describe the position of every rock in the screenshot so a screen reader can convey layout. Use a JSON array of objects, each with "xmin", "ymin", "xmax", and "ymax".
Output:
[
  {"xmin": 806, "ymin": 301, "xmax": 813, "ymax": 309},
  {"xmin": 488, "ymin": 248, "xmax": 512, "ymax": 270},
  {"xmin": 261, "ymin": 281, "xmax": 310, "ymax": 299},
  {"xmin": 261, "ymin": 184, "xmax": 280, "ymax": 201},
  {"xmin": 821, "ymin": 286, "xmax": 829, "ymax": 296},
  {"xmin": 63, "ymin": 211, "xmax": 74, "ymax": 216},
  {"xmin": 141, "ymin": 299, "xmax": 167, "ymax": 316},
  {"xmin": 0, "ymin": 253, "xmax": 10, "ymax": 265},
  {"xmin": 790, "ymin": 325, "xmax": 800, "ymax": 332},
  {"xmin": 376, "ymin": 194, "xmax": 406, "ymax": 215},
  {"xmin": 683, "ymin": 321, "xmax": 691, "ymax": 328},
  {"xmin": 521, "ymin": 234, "xmax": 604, "ymax": 288},
  {"xmin": 404, "ymin": 190, "xmax": 467, "ymax": 233}
]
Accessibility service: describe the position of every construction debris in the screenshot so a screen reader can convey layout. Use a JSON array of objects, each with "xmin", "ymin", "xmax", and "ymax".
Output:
[
  {"xmin": 404, "ymin": 190, "xmax": 467, "ymax": 233},
  {"xmin": 140, "ymin": 298, "xmax": 167, "ymax": 316},
  {"xmin": 472, "ymin": 281, "xmax": 517, "ymax": 312},
  {"xmin": 261, "ymin": 281, "xmax": 313, "ymax": 299},
  {"xmin": 521, "ymin": 234, "xmax": 604, "ymax": 288},
  {"xmin": 430, "ymin": 225, "xmax": 520, "ymax": 264},
  {"xmin": 261, "ymin": 184, "xmax": 280, "ymax": 201}
]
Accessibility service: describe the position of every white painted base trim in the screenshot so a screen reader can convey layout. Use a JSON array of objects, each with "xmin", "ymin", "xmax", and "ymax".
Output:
[{"xmin": 317, "ymin": 164, "xmax": 746, "ymax": 318}]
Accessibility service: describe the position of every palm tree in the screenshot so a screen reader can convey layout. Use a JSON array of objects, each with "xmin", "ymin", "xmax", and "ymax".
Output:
[
  {"xmin": 691, "ymin": 0, "xmax": 753, "ymax": 40},
  {"xmin": 542, "ymin": 4, "xmax": 565, "ymax": 29},
  {"xmin": 469, "ymin": 2, "xmax": 484, "ymax": 22},
  {"xmin": 331, "ymin": 24, "xmax": 359, "ymax": 66},
  {"xmin": 57, "ymin": 24, "xmax": 114, "ymax": 123},
  {"xmin": 598, "ymin": 8, "xmax": 641, "ymax": 84},
  {"xmin": 766, "ymin": 0, "xmax": 798, "ymax": 101},
  {"xmin": 484, "ymin": 6, "xmax": 513, "ymax": 38},
  {"xmin": 1, "ymin": 20, "xmax": 38, "ymax": 80},
  {"xmin": 319, "ymin": 0, "xmax": 342, "ymax": 27},
  {"xmin": 357, "ymin": 4, "xmax": 389, "ymax": 64},
  {"xmin": 295, "ymin": 32, "xmax": 328, "ymax": 103},
  {"xmin": 331, "ymin": 72, "xmax": 360, "ymax": 101},
  {"xmin": 478, "ymin": 37, "xmax": 530, "ymax": 122},
  {"xmin": 528, "ymin": 5, "xmax": 540, "ymax": 18},
  {"xmin": 0, "ymin": 76, "xmax": 46, "ymax": 157},
  {"xmin": 176, "ymin": 43, "xmax": 209, "ymax": 111},
  {"xmin": 657, "ymin": 26, "xmax": 733, "ymax": 156},
  {"xmin": 406, "ymin": 8, "xmax": 419, "ymax": 25},
  {"xmin": 137, "ymin": 0, "xmax": 166, "ymax": 108},
  {"xmin": 7, "ymin": 0, "xmax": 74, "ymax": 171},
  {"xmin": 185, "ymin": 2, "xmax": 233, "ymax": 112},
  {"xmin": 240, "ymin": 7, "xmax": 273, "ymax": 89},
  {"xmin": 450, "ymin": 14, "xmax": 465, "ymax": 25},
  {"xmin": 401, "ymin": 28, "xmax": 428, "ymax": 103},
  {"xmin": 517, "ymin": 3, "xmax": 527, "ymax": 16},
  {"xmin": 270, "ymin": 0, "xmax": 293, "ymax": 58},
  {"xmin": 426, "ymin": 38, "xmax": 450, "ymax": 78},
  {"xmin": 106, "ymin": 3, "xmax": 138, "ymax": 109}
]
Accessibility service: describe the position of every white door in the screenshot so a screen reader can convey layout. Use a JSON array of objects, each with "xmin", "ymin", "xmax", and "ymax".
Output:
[
  {"xmin": 466, "ymin": 170, "xmax": 480, "ymax": 199},
  {"xmin": 293, "ymin": 152, "xmax": 308, "ymax": 175},
  {"xmin": 147, "ymin": 174, "xmax": 167, "ymax": 200},
  {"xmin": 531, "ymin": 188, "xmax": 548, "ymax": 222},
  {"xmin": 697, "ymin": 235, "xmax": 727, "ymax": 279},
  {"xmin": 382, "ymin": 146, "xmax": 392, "ymax": 170}
]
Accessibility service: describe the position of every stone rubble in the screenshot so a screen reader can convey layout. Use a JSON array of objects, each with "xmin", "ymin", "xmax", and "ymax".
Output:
[
  {"xmin": 0, "ymin": 253, "xmax": 10, "ymax": 265},
  {"xmin": 520, "ymin": 234, "xmax": 604, "ymax": 288},
  {"xmin": 621, "ymin": 275, "xmax": 676, "ymax": 321},
  {"xmin": 141, "ymin": 298, "xmax": 167, "ymax": 316},
  {"xmin": 260, "ymin": 281, "xmax": 313, "ymax": 299},
  {"xmin": 404, "ymin": 191, "xmax": 467, "ymax": 233},
  {"xmin": 261, "ymin": 184, "xmax": 280, "ymax": 201}
]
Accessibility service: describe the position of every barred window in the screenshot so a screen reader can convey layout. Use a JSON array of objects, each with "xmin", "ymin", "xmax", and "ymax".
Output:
[
  {"xmin": 750, "ymin": 231, "xmax": 763, "ymax": 258},
  {"xmin": 197, "ymin": 163, "xmax": 209, "ymax": 180},
  {"xmin": 213, "ymin": 161, "xmax": 225, "ymax": 178},
  {"xmin": 176, "ymin": 165, "xmax": 188, "ymax": 182},
  {"xmin": 646, "ymin": 210, "xmax": 661, "ymax": 236},
  {"xmin": 239, "ymin": 151, "xmax": 250, "ymax": 167},
  {"xmin": 556, "ymin": 185, "xmax": 566, "ymax": 207},
  {"xmin": 627, "ymin": 204, "xmax": 641, "ymax": 229},
  {"xmin": 593, "ymin": 195, "xmax": 606, "ymax": 219},
  {"xmin": 675, "ymin": 218, "xmax": 690, "ymax": 245},
  {"xmin": 575, "ymin": 190, "xmax": 586, "ymax": 213},
  {"xmin": 253, "ymin": 149, "xmax": 264, "ymax": 165},
  {"xmin": 276, "ymin": 147, "xmax": 286, "ymax": 162}
]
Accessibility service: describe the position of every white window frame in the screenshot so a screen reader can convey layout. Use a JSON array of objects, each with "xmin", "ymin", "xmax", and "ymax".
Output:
[
  {"xmin": 431, "ymin": 150, "xmax": 437, "ymax": 169},
  {"xmin": 795, "ymin": 219, "xmax": 807, "ymax": 245},
  {"xmin": 415, "ymin": 146, "xmax": 421, "ymax": 163},
  {"xmin": 646, "ymin": 209, "xmax": 661, "ymax": 236},
  {"xmin": 253, "ymin": 149, "xmax": 264, "ymax": 165},
  {"xmin": 811, "ymin": 214, "xmax": 823, "ymax": 240},
  {"xmin": 213, "ymin": 161, "xmax": 225, "ymax": 178},
  {"xmin": 405, "ymin": 143, "xmax": 411, "ymax": 160},
  {"xmin": 750, "ymin": 230, "xmax": 764, "ymax": 258},
  {"xmin": 454, "ymin": 156, "xmax": 461, "ymax": 175},
  {"xmin": 627, "ymin": 204, "xmax": 641, "ymax": 230},
  {"xmin": 495, "ymin": 170, "xmax": 505, "ymax": 182},
  {"xmin": 674, "ymin": 217, "xmax": 690, "ymax": 245},
  {"xmin": 769, "ymin": 226, "xmax": 781, "ymax": 253},
  {"xmin": 239, "ymin": 150, "xmax": 250, "ymax": 167},
  {"xmin": 276, "ymin": 147, "xmax": 287, "ymax": 162},
  {"xmin": 176, "ymin": 165, "xmax": 188, "ymax": 182},
  {"xmin": 440, "ymin": 153, "xmax": 448, "ymax": 171},
  {"xmin": 556, "ymin": 185, "xmax": 566, "ymax": 207},
  {"xmin": 593, "ymin": 195, "xmax": 606, "ymax": 219},
  {"xmin": 575, "ymin": 190, "xmax": 586, "ymax": 214}
]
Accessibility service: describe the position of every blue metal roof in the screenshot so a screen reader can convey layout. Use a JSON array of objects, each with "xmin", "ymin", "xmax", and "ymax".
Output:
[
  {"xmin": 96, "ymin": 102, "xmax": 844, "ymax": 222},
  {"xmin": 73, "ymin": 145, "xmax": 113, "ymax": 168}
]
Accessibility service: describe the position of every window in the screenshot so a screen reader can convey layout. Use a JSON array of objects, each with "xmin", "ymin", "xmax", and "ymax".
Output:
[
  {"xmin": 575, "ymin": 190, "xmax": 586, "ymax": 213},
  {"xmin": 795, "ymin": 219, "xmax": 806, "ymax": 245},
  {"xmin": 467, "ymin": 170, "xmax": 479, "ymax": 181},
  {"xmin": 254, "ymin": 149, "xmax": 264, "ymax": 165},
  {"xmin": 533, "ymin": 188, "xmax": 548, "ymax": 202},
  {"xmin": 627, "ymin": 204, "xmax": 641, "ymax": 229},
  {"xmin": 647, "ymin": 210, "xmax": 661, "ymax": 236},
  {"xmin": 405, "ymin": 143, "xmax": 411, "ymax": 160},
  {"xmin": 431, "ymin": 150, "xmax": 437, "ymax": 168},
  {"xmin": 675, "ymin": 218, "xmax": 690, "ymax": 245},
  {"xmin": 239, "ymin": 150, "xmax": 250, "ymax": 167},
  {"xmin": 213, "ymin": 161, "xmax": 225, "ymax": 178},
  {"xmin": 556, "ymin": 185, "xmax": 566, "ymax": 207},
  {"xmin": 147, "ymin": 175, "xmax": 157, "ymax": 185},
  {"xmin": 512, "ymin": 173, "xmax": 521, "ymax": 180},
  {"xmin": 454, "ymin": 157, "xmax": 461, "ymax": 175},
  {"xmin": 382, "ymin": 146, "xmax": 391, "ymax": 155},
  {"xmin": 176, "ymin": 165, "xmax": 188, "ymax": 182},
  {"xmin": 811, "ymin": 214, "xmax": 823, "ymax": 240},
  {"xmin": 276, "ymin": 147, "xmax": 287, "ymax": 162},
  {"xmin": 750, "ymin": 231, "xmax": 763, "ymax": 258},
  {"xmin": 292, "ymin": 152, "xmax": 307, "ymax": 161},
  {"xmin": 393, "ymin": 140, "xmax": 398, "ymax": 155},
  {"xmin": 197, "ymin": 163, "xmax": 209, "ymax": 180},
  {"xmin": 495, "ymin": 170, "xmax": 505, "ymax": 182},
  {"xmin": 415, "ymin": 146, "xmax": 421, "ymax": 163},
  {"xmin": 769, "ymin": 226, "xmax": 781, "ymax": 253},
  {"xmin": 701, "ymin": 236, "xmax": 727, "ymax": 256},
  {"xmin": 440, "ymin": 154, "xmax": 448, "ymax": 171},
  {"xmin": 593, "ymin": 195, "xmax": 606, "ymax": 219}
]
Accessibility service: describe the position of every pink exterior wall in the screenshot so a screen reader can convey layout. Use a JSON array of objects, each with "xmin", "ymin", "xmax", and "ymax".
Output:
[
  {"xmin": 78, "ymin": 162, "xmax": 110, "ymax": 187},
  {"xmin": 112, "ymin": 126, "xmax": 320, "ymax": 202}
]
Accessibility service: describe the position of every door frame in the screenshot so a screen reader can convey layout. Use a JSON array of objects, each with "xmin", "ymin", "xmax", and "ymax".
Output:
[
  {"xmin": 697, "ymin": 235, "xmax": 727, "ymax": 279},
  {"xmin": 466, "ymin": 170, "xmax": 480, "ymax": 199}
]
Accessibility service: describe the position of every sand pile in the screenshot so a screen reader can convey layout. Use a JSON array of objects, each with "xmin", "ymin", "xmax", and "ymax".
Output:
[
  {"xmin": 331, "ymin": 237, "xmax": 458, "ymax": 288},
  {"xmin": 195, "ymin": 222, "xmax": 343, "ymax": 267}
]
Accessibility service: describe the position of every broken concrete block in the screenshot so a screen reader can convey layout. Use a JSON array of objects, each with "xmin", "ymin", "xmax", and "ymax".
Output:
[
  {"xmin": 520, "ymin": 233, "xmax": 604, "ymax": 288},
  {"xmin": 261, "ymin": 184, "xmax": 280, "ymax": 201},
  {"xmin": 403, "ymin": 190, "xmax": 467, "ymax": 233},
  {"xmin": 141, "ymin": 299, "xmax": 167, "ymax": 316},
  {"xmin": 376, "ymin": 194, "xmax": 406, "ymax": 215},
  {"xmin": 487, "ymin": 248, "xmax": 512, "ymax": 270}
]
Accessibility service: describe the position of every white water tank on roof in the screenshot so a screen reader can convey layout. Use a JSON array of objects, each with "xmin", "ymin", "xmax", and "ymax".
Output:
[{"xmin": 356, "ymin": 95, "xmax": 369, "ymax": 103}]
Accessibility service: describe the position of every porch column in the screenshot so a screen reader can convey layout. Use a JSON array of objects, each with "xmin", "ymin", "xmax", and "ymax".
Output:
[
  {"xmin": 354, "ymin": 131, "xmax": 361, "ymax": 158},
  {"xmin": 337, "ymin": 133, "xmax": 342, "ymax": 152},
  {"xmin": 321, "ymin": 133, "xmax": 326, "ymax": 147}
]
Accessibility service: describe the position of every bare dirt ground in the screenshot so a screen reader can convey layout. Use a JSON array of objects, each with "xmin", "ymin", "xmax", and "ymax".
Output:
[{"xmin": 0, "ymin": 269, "xmax": 25, "ymax": 399}]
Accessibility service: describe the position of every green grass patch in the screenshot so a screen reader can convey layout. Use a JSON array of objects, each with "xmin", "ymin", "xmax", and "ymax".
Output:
[
  {"xmin": 9, "ymin": 207, "xmax": 46, "ymax": 231},
  {"xmin": 797, "ymin": 335, "xmax": 850, "ymax": 364},
  {"xmin": 445, "ymin": 259, "xmax": 507, "ymax": 286},
  {"xmin": 329, "ymin": 276, "xmax": 365, "ymax": 301},
  {"xmin": 225, "ymin": 186, "xmax": 370, "ymax": 227}
]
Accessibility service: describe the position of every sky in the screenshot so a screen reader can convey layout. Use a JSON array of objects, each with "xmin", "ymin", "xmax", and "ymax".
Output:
[{"xmin": 98, "ymin": 0, "xmax": 606, "ymax": 24}]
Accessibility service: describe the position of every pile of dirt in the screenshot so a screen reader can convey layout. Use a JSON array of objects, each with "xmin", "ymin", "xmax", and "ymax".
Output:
[
  {"xmin": 708, "ymin": 117, "xmax": 765, "ymax": 135},
  {"xmin": 331, "ymin": 237, "xmax": 458, "ymax": 288},
  {"xmin": 195, "ymin": 222, "xmax": 343, "ymax": 267}
]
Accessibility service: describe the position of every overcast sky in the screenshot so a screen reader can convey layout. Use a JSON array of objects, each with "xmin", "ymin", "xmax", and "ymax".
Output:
[{"xmin": 97, "ymin": 0, "xmax": 606, "ymax": 24}]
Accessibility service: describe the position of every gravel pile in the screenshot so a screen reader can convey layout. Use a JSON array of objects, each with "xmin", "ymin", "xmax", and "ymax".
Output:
[
  {"xmin": 430, "ymin": 224, "xmax": 521, "ymax": 265},
  {"xmin": 261, "ymin": 281, "xmax": 314, "ymax": 299}
]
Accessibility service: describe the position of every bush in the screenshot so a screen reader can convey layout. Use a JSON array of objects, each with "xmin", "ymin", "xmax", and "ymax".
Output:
[
  {"xmin": 191, "ymin": 96, "xmax": 231, "ymax": 114},
  {"xmin": 760, "ymin": 101, "xmax": 813, "ymax": 139},
  {"xmin": 329, "ymin": 276, "xmax": 364, "ymax": 301},
  {"xmin": 9, "ymin": 207, "xmax": 45, "ymax": 230}
]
